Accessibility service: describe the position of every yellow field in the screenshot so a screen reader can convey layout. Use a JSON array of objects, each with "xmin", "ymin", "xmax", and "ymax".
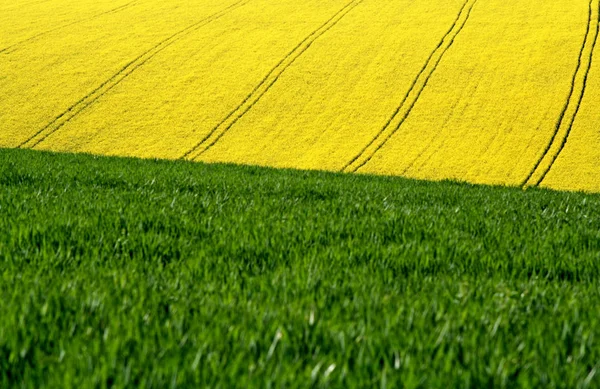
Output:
[{"xmin": 1, "ymin": 0, "xmax": 599, "ymax": 192}]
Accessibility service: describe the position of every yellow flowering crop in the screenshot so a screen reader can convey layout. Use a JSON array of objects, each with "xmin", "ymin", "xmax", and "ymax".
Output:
[
  {"xmin": 359, "ymin": 0, "xmax": 594, "ymax": 188},
  {"xmin": 20, "ymin": 0, "xmax": 353, "ymax": 158},
  {"xmin": 541, "ymin": 1, "xmax": 600, "ymax": 193},
  {"xmin": 198, "ymin": 0, "xmax": 467, "ymax": 171},
  {"xmin": 1, "ymin": 0, "xmax": 599, "ymax": 192},
  {"xmin": 1, "ymin": 0, "xmax": 248, "ymax": 147}
]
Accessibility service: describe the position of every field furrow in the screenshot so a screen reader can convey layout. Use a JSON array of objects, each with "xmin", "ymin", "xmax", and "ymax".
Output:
[
  {"xmin": 0, "ymin": 0, "xmax": 244, "ymax": 147},
  {"xmin": 342, "ymin": 0, "xmax": 478, "ymax": 173},
  {"xmin": 197, "ymin": 0, "xmax": 468, "ymax": 171},
  {"xmin": 359, "ymin": 0, "xmax": 588, "ymax": 187},
  {"xmin": 182, "ymin": 0, "xmax": 363, "ymax": 161},
  {"xmin": 33, "ymin": 0, "xmax": 353, "ymax": 159},
  {"xmin": 522, "ymin": 0, "xmax": 600, "ymax": 188},
  {"xmin": 541, "ymin": 5, "xmax": 600, "ymax": 192},
  {"xmin": 18, "ymin": 0, "xmax": 250, "ymax": 149}
]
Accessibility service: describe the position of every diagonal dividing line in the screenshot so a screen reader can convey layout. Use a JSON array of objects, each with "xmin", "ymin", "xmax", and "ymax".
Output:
[
  {"xmin": 522, "ymin": 0, "xmax": 599, "ymax": 187},
  {"xmin": 17, "ymin": 0, "xmax": 250, "ymax": 149},
  {"xmin": 181, "ymin": 0, "xmax": 363, "ymax": 161},
  {"xmin": 341, "ymin": 0, "xmax": 478, "ymax": 173}
]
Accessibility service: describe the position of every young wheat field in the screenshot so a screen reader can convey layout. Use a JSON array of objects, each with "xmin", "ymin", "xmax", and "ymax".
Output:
[
  {"xmin": 2, "ymin": 0, "xmax": 599, "ymax": 191},
  {"xmin": 1, "ymin": 148, "xmax": 600, "ymax": 387}
]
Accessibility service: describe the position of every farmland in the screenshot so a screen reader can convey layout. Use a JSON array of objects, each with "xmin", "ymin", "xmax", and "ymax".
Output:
[
  {"xmin": 3, "ymin": 0, "xmax": 600, "ymax": 387},
  {"xmin": 1, "ymin": 0, "xmax": 599, "ymax": 191},
  {"xmin": 2, "ymin": 148, "xmax": 600, "ymax": 387}
]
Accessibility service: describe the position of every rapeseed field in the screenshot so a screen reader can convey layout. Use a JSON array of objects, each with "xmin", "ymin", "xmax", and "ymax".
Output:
[{"xmin": 2, "ymin": 0, "xmax": 599, "ymax": 192}]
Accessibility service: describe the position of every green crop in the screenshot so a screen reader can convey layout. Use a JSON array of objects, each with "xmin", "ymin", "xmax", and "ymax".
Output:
[{"xmin": 1, "ymin": 148, "xmax": 600, "ymax": 388}]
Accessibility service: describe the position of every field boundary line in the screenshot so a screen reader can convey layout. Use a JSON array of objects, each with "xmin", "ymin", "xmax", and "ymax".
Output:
[
  {"xmin": 340, "ymin": 0, "xmax": 478, "ymax": 173},
  {"xmin": 521, "ymin": 0, "xmax": 599, "ymax": 187},
  {"xmin": 0, "ymin": 0, "xmax": 139, "ymax": 55},
  {"xmin": 181, "ymin": 0, "xmax": 363, "ymax": 161},
  {"xmin": 17, "ymin": 0, "xmax": 250, "ymax": 149}
]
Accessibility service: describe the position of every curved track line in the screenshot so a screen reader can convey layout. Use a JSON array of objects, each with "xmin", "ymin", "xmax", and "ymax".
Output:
[
  {"xmin": 17, "ymin": 0, "xmax": 250, "ymax": 149},
  {"xmin": 340, "ymin": 0, "xmax": 473, "ymax": 172},
  {"xmin": 341, "ymin": 0, "xmax": 477, "ymax": 173},
  {"xmin": 0, "ymin": 1, "xmax": 139, "ymax": 55},
  {"xmin": 535, "ymin": 6, "xmax": 599, "ymax": 186},
  {"xmin": 522, "ymin": 0, "xmax": 599, "ymax": 187},
  {"xmin": 181, "ymin": 0, "xmax": 363, "ymax": 161}
]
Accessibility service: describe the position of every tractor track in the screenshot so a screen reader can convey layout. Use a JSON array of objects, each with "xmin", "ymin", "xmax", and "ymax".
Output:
[
  {"xmin": 340, "ymin": 0, "xmax": 478, "ymax": 173},
  {"xmin": 521, "ymin": 0, "xmax": 599, "ymax": 187},
  {"xmin": 17, "ymin": 0, "xmax": 250, "ymax": 150},
  {"xmin": 181, "ymin": 0, "xmax": 364, "ymax": 161}
]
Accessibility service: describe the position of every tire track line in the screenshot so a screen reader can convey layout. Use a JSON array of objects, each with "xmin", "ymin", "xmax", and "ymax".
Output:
[
  {"xmin": 521, "ymin": 0, "xmax": 599, "ymax": 187},
  {"xmin": 18, "ymin": 0, "xmax": 250, "ymax": 149},
  {"xmin": 340, "ymin": 0, "xmax": 478, "ymax": 173},
  {"xmin": 0, "ymin": 1, "xmax": 139, "ymax": 55},
  {"xmin": 181, "ymin": 0, "xmax": 363, "ymax": 161}
]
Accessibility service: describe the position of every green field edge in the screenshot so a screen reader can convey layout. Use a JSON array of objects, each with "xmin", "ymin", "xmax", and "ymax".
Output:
[
  {"xmin": 2, "ymin": 146, "xmax": 600, "ymax": 388},
  {"xmin": 6, "ymin": 147, "xmax": 597, "ymax": 196}
]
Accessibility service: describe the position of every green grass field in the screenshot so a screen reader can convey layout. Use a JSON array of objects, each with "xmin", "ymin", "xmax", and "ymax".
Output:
[{"xmin": 2, "ymin": 148, "xmax": 600, "ymax": 388}]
